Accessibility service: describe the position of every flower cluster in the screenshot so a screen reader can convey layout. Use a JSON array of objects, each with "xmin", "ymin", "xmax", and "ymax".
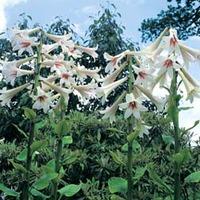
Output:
[
  {"xmin": 99, "ymin": 28, "xmax": 200, "ymax": 129},
  {"xmin": 0, "ymin": 28, "xmax": 99, "ymax": 112}
]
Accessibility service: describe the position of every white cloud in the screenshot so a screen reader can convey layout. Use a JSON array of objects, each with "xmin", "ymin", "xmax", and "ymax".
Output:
[
  {"xmin": 81, "ymin": 5, "xmax": 98, "ymax": 15},
  {"xmin": 0, "ymin": 0, "xmax": 27, "ymax": 32}
]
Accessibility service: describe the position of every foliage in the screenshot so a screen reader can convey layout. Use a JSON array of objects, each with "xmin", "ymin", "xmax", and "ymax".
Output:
[{"xmin": 139, "ymin": 0, "xmax": 200, "ymax": 42}]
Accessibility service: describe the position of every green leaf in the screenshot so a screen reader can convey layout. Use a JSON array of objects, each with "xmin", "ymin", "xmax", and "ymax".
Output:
[
  {"xmin": 162, "ymin": 134, "xmax": 174, "ymax": 145},
  {"xmin": 16, "ymin": 148, "xmax": 27, "ymax": 161},
  {"xmin": 31, "ymin": 140, "xmax": 47, "ymax": 153},
  {"xmin": 33, "ymin": 173, "xmax": 58, "ymax": 190},
  {"xmin": 62, "ymin": 136, "xmax": 73, "ymax": 145},
  {"xmin": 111, "ymin": 194, "xmax": 126, "ymax": 200},
  {"xmin": 185, "ymin": 171, "xmax": 200, "ymax": 183},
  {"xmin": 30, "ymin": 188, "xmax": 50, "ymax": 199},
  {"xmin": 58, "ymin": 184, "xmax": 81, "ymax": 197},
  {"xmin": 110, "ymin": 150, "xmax": 125, "ymax": 166},
  {"xmin": 55, "ymin": 119, "xmax": 68, "ymax": 137},
  {"xmin": 23, "ymin": 107, "xmax": 36, "ymax": 120},
  {"xmin": 121, "ymin": 140, "xmax": 141, "ymax": 153},
  {"xmin": 12, "ymin": 124, "xmax": 28, "ymax": 138},
  {"xmin": 0, "ymin": 183, "xmax": 19, "ymax": 197},
  {"xmin": 148, "ymin": 167, "xmax": 173, "ymax": 194},
  {"xmin": 9, "ymin": 159, "xmax": 27, "ymax": 173},
  {"xmin": 108, "ymin": 177, "xmax": 127, "ymax": 194},
  {"xmin": 172, "ymin": 148, "xmax": 191, "ymax": 166},
  {"xmin": 133, "ymin": 167, "xmax": 146, "ymax": 182}
]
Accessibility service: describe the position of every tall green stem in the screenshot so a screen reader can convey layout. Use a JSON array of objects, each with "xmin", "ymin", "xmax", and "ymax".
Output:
[
  {"xmin": 171, "ymin": 70, "xmax": 181, "ymax": 200},
  {"xmin": 127, "ymin": 57, "xmax": 134, "ymax": 200},
  {"xmin": 22, "ymin": 31, "xmax": 43, "ymax": 200},
  {"xmin": 52, "ymin": 98, "xmax": 65, "ymax": 200}
]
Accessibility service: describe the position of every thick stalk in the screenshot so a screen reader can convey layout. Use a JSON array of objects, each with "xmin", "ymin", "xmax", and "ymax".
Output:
[
  {"xmin": 171, "ymin": 70, "xmax": 181, "ymax": 200},
  {"xmin": 52, "ymin": 98, "xmax": 65, "ymax": 200},
  {"xmin": 127, "ymin": 58, "xmax": 134, "ymax": 200},
  {"xmin": 22, "ymin": 32, "xmax": 43, "ymax": 200}
]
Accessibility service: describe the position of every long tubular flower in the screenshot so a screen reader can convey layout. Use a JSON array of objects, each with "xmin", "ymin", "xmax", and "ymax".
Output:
[
  {"xmin": 74, "ymin": 65, "xmax": 100, "ymax": 80},
  {"xmin": 45, "ymin": 32, "xmax": 74, "ymax": 52},
  {"xmin": 135, "ymin": 84, "xmax": 166, "ymax": 111},
  {"xmin": 96, "ymin": 77, "xmax": 127, "ymax": 104},
  {"xmin": 178, "ymin": 69, "xmax": 200, "ymax": 103},
  {"xmin": 32, "ymin": 86, "xmax": 52, "ymax": 113},
  {"xmin": 139, "ymin": 27, "xmax": 169, "ymax": 56},
  {"xmin": 42, "ymin": 80, "xmax": 72, "ymax": 104},
  {"xmin": 119, "ymin": 93, "xmax": 147, "ymax": 119},
  {"xmin": 100, "ymin": 62, "xmax": 127, "ymax": 86},
  {"xmin": 2, "ymin": 59, "xmax": 34, "ymax": 86},
  {"xmin": 0, "ymin": 83, "xmax": 30, "ymax": 107},
  {"xmin": 73, "ymin": 82, "xmax": 97, "ymax": 100},
  {"xmin": 133, "ymin": 65, "xmax": 154, "ymax": 87},
  {"xmin": 103, "ymin": 52, "xmax": 126, "ymax": 73},
  {"xmin": 76, "ymin": 45, "xmax": 98, "ymax": 60},
  {"xmin": 100, "ymin": 91, "xmax": 126, "ymax": 123},
  {"xmin": 41, "ymin": 43, "xmax": 59, "ymax": 54}
]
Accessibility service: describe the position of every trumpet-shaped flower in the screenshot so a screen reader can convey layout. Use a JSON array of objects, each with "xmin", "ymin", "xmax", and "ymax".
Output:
[
  {"xmin": 75, "ymin": 65, "xmax": 100, "ymax": 80},
  {"xmin": 42, "ymin": 80, "xmax": 72, "ymax": 104},
  {"xmin": 76, "ymin": 46, "xmax": 98, "ymax": 60},
  {"xmin": 104, "ymin": 52, "xmax": 125, "ymax": 73},
  {"xmin": 73, "ymin": 82, "xmax": 97, "ymax": 100},
  {"xmin": 42, "ymin": 54, "xmax": 72, "ymax": 72},
  {"xmin": 135, "ymin": 84, "xmax": 166, "ymax": 111},
  {"xmin": 133, "ymin": 65, "xmax": 154, "ymax": 87},
  {"xmin": 100, "ymin": 63, "xmax": 126, "ymax": 86},
  {"xmin": 99, "ymin": 91, "xmax": 126, "ymax": 123},
  {"xmin": 58, "ymin": 68, "xmax": 75, "ymax": 87},
  {"xmin": 32, "ymin": 87, "xmax": 52, "ymax": 113},
  {"xmin": 12, "ymin": 34, "xmax": 38, "ymax": 55},
  {"xmin": 45, "ymin": 32, "xmax": 74, "ymax": 52},
  {"xmin": 119, "ymin": 93, "xmax": 147, "ymax": 119},
  {"xmin": 178, "ymin": 69, "xmax": 200, "ymax": 103},
  {"xmin": 41, "ymin": 43, "xmax": 59, "ymax": 54},
  {"xmin": 96, "ymin": 77, "xmax": 127, "ymax": 104},
  {"xmin": 0, "ymin": 83, "xmax": 30, "ymax": 107},
  {"xmin": 2, "ymin": 60, "xmax": 34, "ymax": 86}
]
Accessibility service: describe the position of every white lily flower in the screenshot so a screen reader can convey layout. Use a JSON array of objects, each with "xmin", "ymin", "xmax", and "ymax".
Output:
[
  {"xmin": 58, "ymin": 67, "xmax": 75, "ymax": 87},
  {"xmin": 140, "ymin": 27, "xmax": 169, "ymax": 57},
  {"xmin": 0, "ymin": 83, "xmax": 30, "ymax": 107},
  {"xmin": 66, "ymin": 46, "xmax": 82, "ymax": 58},
  {"xmin": 12, "ymin": 33, "xmax": 38, "ymax": 55},
  {"xmin": 119, "ymin": 93, "xmax": 147, "ymax": 119},
  {"xmin": 139, "ymin": 123, "xmax": 151, "ymax": 138},
  {"xmin": 75, "ymin": 65, "xmax": 100, "ymax": 80},
  {"xmin": 42, "ymin": 80, "xmax": 72, "ymax": 104},
  {"xmin": 42, "ymin": 54, "xmax": 71, "ymax": 72},
  {"xmin": 40, "ymin": 75, "xmax": 58, "ymax": 91},
  {"xmin": 100, "ymin": 63, "xmax": 126, "ymax": 86},
  {"xmin": 135, "ymin": 84, "xmax": 166, "ymax": 111},
  {"xmin": 96, "ymin": 77, "xmax": 127, "ymax": 104},
  {"xmin": 32, "ymin": 87, "xmax": 52, "ymax": 113},
  {"xmin": 178, "ymin": 69, "xmax": 200, "ymax": 103},
  {"xmin": 100, "ymin": 91, "xmax": 126, "ymax": 123},
  {"xmin": 45, "ymin": 32, "xmax": 74, "ymax": 52},
  {"xmin": 133, "ymin": 65, "xmax": 154, "ymax": 87},
  {"xmin": 104, "ymin": 52, "xmax": 125, "ymax": 73},
  {"xmin": 156, "ymin": 55, "xmax": 182, "ymax": 81},
  {"xmin": 179, "ymin": 43, "xmax": 200, "ymax": 67},
  {"xmin": 2, "ymin": 59, "xmax": 34, "ymax": 86},
  {"xmin": 41, "ymin": 43, "xmax": 59, "ymax": 54},
  {"xmin": 76, "ymin": 46, "xmax": 98, "ymax": 60},
  {"xmin": 73, "ymin": 83, "xmax": 97, "ymax": 100}
]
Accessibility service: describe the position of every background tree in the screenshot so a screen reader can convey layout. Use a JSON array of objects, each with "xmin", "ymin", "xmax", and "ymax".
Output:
[{"xmin": 139, "ymin": 0, "xmax": 200, "ymax": 42}]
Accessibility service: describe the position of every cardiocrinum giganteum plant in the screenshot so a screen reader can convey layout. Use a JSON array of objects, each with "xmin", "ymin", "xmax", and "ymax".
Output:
[
  {"xmin": 0, "ymin": 27, "xmax": 99, "ymax": 200},
  {"xmin": 98, "ymin": 28, "xmax": 200, "ymax": 200}
]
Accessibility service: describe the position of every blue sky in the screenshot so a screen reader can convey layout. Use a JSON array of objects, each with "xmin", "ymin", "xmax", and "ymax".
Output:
[
  {"xmin": 1, "ymin": 0, "xmax": 200, "ymax": 141},
  {"xmin": 2, "ymin": 0, "xmax": 170, "ymax": 42}
]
